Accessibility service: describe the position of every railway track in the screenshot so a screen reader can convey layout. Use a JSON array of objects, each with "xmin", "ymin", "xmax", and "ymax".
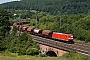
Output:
[{"xmin": 31, "ymin": 35, "xmax": 90, "ymax": 57}]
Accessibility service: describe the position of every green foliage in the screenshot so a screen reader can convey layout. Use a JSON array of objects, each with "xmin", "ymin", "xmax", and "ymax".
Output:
[
  {"xmin": 0, "ymin": 8, "xmax": 10, "ymax": 26},
  {"xmin": 63, "ymin": 51, "xmax": 89, "ymax": 60},
  {"xmin": 71, "ymin": 15, "xmax": 90, "ymax": 42},
  {"xmin": 0, "ymin": 8, "xmax": 10, "ymax": 49},
  {"xmin": 39, "ymin": 53, "xmax": 47, "ymax": 57},
  {"xmin": 12, "ymin": 26, "xmax": 17, "ymax": 35},
  {"xmin": 6, "ymin": 10, "xmax": 35, "ymax": 20},
  {"xmin": 19, "ymin": 10, "xmax": 34, "ymax": 19},
  {"xmin": 26, "ymin": 48, "xmax": 39, "ymax": 55},
  {"xmin": 5, "ymin": 32, "xmax": 39, "ymax": 55},
  {"xmin": 30, "ymin": 19, "xmax": 36, "ymax": 27},
  {"xmin": 3, "ymin": 51, "xmax": 18, "ymax": 57},
  {"xmin": 38, "ymin": 14, "xmax": 60, "ymax": 32},
  {"xmin": 0, "ymin": 0, "xmax": 90, "ymax": 14},
  {"xmin": 0, "ymin": 8, "xmax": 10, "ymax": 36}
]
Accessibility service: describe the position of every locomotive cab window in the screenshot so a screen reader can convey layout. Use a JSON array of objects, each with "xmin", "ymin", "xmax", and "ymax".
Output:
[{"xmin": 68, "ymin": 35, "xmax": 73, "ymax": 38}]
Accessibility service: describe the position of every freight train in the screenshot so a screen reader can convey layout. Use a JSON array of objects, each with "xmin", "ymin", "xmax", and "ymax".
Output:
[{"xmin": 13, "ymin": 21, "xmax": 74, "ymax": 44}]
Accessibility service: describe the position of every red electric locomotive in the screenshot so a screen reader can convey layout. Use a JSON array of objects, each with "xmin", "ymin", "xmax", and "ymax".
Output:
[{"xmin": 52, "ymin": 32, "xmax": 74, "ymax": 43}]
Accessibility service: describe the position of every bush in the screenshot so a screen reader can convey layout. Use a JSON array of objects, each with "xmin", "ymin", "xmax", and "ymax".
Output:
[
  {"xmin": 2, "ymin": 51, "xmax": 18, "ymax": 57},
  {"xmin": 39, "ymin": 53, "xmax": 47, "ymax": 57},
  {"xmin": 5, "ymin": 32, "xmax": 40, "ymax": 56},
  {"xmin": 26, "ymin": 48, "xmax": 39, "ymax": 55},
  {"xmin": 63, "ymin": 51, "xmax": 88, "ymax": 60}
]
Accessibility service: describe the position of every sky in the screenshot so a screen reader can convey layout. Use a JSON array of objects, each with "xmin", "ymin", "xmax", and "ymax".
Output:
[{"xmin": 0, "ymin": 0, "xmax": 20, "ymax": 4}]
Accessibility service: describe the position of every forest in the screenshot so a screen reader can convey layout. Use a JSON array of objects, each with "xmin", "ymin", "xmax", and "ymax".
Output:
[{"xmin": 0, "ymin": 0, "xmax": 90, "ymax": 15}]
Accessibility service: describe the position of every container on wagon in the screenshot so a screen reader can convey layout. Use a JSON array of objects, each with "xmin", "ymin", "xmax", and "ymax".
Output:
[
  {"xmin": 41, "ymin": 30, "xmax": 53, "ymax": 38},
  {"xmin": 27, "ymin": 27, "xmax": 34, "ymax": 34},
  {"xmin": 21, "ymin": 26, "xmax": 28, "ymax": 31}
]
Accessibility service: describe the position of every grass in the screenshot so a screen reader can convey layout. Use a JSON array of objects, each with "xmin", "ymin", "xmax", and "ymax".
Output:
[
  {"xmin": 0, "ymin": 56, "xmax": 25, "ymax": 60},
  {"xmin": 0, "ymin": 51, "xmax": 90, "ymax": 60},
  {"xmin": 0, "ymin": 52, "xmax": 67, "ymax": 60},
  {"xmin": 74, "ymin": 39, "xmax": 90, "ymax": 44},
  {"xmin": 25, "ymin": 57, "xmax": 67, "ymax": 60},
  {"xmin": 0, "ymin": 56, "xmax": 67, "ymax": 60}
]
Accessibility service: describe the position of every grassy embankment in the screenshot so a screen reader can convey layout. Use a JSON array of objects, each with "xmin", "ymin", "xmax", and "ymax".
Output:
[{"xmin": 0, "ymin": 51, "xmax": 90, "ymax": 60}]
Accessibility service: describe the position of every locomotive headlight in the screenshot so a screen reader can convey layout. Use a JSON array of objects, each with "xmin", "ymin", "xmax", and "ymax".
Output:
[
  {"xmin": 69, "ymin": 38, "xmax": 73, "ymax": 40},
  {"xmin": 71, "ymin": 36, "xmax": 73, "ymax": 37}
]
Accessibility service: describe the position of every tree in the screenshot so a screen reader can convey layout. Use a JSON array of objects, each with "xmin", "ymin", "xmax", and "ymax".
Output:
[
  {"xmin": 18, "ymin": 32, "xmax": 39, "ymax": 55},
  {"xmin": 7, "ymin": 32, "xmax": 39, "ymax": 55},
  {"xmin": 0, "ymin": 8, "xmax": 10, "ymax": 49}
]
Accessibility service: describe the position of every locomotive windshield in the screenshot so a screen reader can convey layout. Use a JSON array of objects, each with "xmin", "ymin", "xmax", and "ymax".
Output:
[{"xmin": 68, "ymin": 34, "xmax": 73, "ymax": 38}]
